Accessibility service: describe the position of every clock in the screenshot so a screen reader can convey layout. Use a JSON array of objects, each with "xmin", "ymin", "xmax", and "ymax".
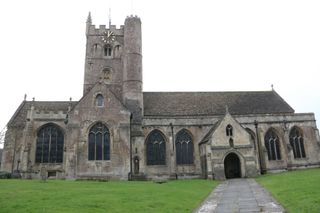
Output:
[{"xmin": 101, "ymin": 30, "xmax": 116, "ymax": 44}]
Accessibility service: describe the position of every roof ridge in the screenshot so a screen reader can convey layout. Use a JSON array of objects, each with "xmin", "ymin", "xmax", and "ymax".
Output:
[{"xmin": 143, "ymin": 91, "xmax": 273, "ymax": 93}]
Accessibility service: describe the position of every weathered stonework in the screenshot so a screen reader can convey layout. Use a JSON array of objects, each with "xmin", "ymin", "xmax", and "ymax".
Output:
[{"xmin": 1, "ymin": 14, "xmax": 320, "ymax": 181}]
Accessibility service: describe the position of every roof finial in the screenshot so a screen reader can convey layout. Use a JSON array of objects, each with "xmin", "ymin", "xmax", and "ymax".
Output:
[
  {"xmin": 225, "ymin": 105, "xmax": 229, "ymax": 114},
  {"xmin": 24, "ymin": 94, "xmax": 27, "ymax": 101},
  {"xmin": 271, "ymin": 84, "xmax": 274, "ymax": 91},
  {"xmin": 87, "ymin": 11, "xmax": 92, "ymax": 24}
]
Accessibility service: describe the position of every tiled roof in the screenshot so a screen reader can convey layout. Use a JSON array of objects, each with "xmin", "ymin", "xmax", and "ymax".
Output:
[
  {"xmin": 7, "ymin": 101, "xmax": 77, "ymax": 127},
  {"xmin": 143, "ymin": 91, "xmax": 294, "ymax": 117},
  {"xmin": 7, "ymin": 91, "xmax": 294, "ymax": 127}
]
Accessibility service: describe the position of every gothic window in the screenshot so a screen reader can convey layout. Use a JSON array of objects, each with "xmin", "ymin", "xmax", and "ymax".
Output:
[
  {"xmin": 146, "ymin": 130, "xmax": 166, "ymax": 165},
  {"xmin": 289, "ymin": 127, "xmax": 306, "ymax": 158},
  {"xmin": 88, "ymin": 123, "xmax": 110, "ymax": 161},
  {"xmin": 35, "ymin": 124, "xmax": 64, "ymax": 163},
  {"xmin": 176, "ymin": 129, "xmax": 194, "ymax": 165},
  {"xmin": 104, "ymin": 45, "xmax": 112, "ymax": 57},
  {"xmin": 93, "ymin": 44, "xmax": 98, "ymax": 52},
  {"xmin": 114, "ymin": 45, "xmax": 121, "ymax": 58},
  {"xmin": 264, "ymin": 129, "xmax": 281, "ymax": 160},
  {"xmin": 226, "ymin": 124, "xmax": 233, "ymax": 136},
  {"xmin": 95, "ymin": 94, "xmax": 104, "ymax": 107}
]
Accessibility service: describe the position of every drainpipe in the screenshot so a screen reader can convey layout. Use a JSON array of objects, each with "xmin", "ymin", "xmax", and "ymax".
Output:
[
  {"xmin": 129, "ymin": 113, "xmax": 133, "ymax": 181},
  {"xmin": 170, "ymin": 123, "xmax": 177, "ymax": 179},
  {"xmin": 170, "ymin": 123, "xmax": 174, "ymax": 151},
  {"xmin": 254, "ymin": 120, "xmax": 264, "ymax": 174}
]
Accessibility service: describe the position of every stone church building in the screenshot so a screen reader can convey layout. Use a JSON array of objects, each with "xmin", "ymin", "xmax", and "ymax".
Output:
[{"xmin": 1, "ymin": 14, "xmax": 320, "ymax": 180}]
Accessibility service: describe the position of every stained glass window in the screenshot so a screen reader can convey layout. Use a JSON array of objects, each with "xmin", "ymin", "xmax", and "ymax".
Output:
[
  {"xmin": 88, "ymin": 123, "xmax": 110, "ymax": 161},
  {"xmin": 265, "ymin": 129, "xmax": 281, "ymax": 160},
  {"xmin": 289, "ymin": 127, "xmax": 306, "ymax": 158},
  {"xmin": 146, "ymin": 130, "xmax": 166, "ymax": 165},
  {"xmin": 176, "ymin": 129, "xmax": 193, "ymax": 165},
  {"xmin": 35, "ymin": 124, "xmax": 64, "ymax": 163}
]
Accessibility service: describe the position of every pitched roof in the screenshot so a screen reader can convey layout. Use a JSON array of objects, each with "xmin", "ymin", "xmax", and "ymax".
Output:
[
  {"xmin": 143, "ymin": 91, "xmax": 294, "ymax": 117},
  {"xmin": 199, "ymin": 122, "xmax": 219, "ymax": 145},
  {"xmin": 7, "ymin": 101, "xmax": 77, "ymax": 127}
]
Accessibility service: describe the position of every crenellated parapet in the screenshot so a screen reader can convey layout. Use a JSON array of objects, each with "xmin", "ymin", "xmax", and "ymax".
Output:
[
  {"xmin": 32, "ymin": 110, "xmax": 67, "ymax": 121},
  {"xmin": 86, "ymin": 24, "xmax": 124, "ymax": 37}
]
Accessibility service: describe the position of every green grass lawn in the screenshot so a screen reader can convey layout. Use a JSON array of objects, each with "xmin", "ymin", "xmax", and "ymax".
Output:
[
  {"xmin": 0, "ymin": 179, "xmax": 218, "ymax": 213},
  {"xmin": 256, "ymin": 168, "xmax": 320, "ymax": 213}
]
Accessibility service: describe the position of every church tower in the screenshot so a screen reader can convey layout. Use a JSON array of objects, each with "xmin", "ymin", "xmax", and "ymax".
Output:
[
  {"xmin": 122, "ymin": 16, "xmax": 143, "ymax": 125},
  {"xmin": 83, "ymin": 13, "xmax": 143, "ymax": 124}
]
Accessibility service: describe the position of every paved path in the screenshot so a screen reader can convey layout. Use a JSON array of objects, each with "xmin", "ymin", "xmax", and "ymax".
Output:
[{"xmin": 193, "ymin": 178, "xmax": 286, "ymax": 213}]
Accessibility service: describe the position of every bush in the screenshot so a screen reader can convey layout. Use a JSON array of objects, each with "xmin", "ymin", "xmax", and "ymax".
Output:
[{"xmin": 0, "ymin": 171, "xmax": 11, "ymax": 179}]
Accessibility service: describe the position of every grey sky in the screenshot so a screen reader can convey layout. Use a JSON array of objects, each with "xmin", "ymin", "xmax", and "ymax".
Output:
[{"xmin": 0, "ymin": 0, "xmax": 319, "ymax": 148}]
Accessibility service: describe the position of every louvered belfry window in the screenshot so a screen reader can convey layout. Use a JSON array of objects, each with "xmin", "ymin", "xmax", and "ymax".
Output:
[
  {"xmin": 264, "ymin": 129, "xmax": 281, "ymax": 160},
  {"xmin": 176, "ymin": 129, "xmax": 194, "ymax": 165},
  {"xmin": 35, "ymin": 124, "xmax": 64, "ymax": 163},
  {"xmin": 289, "ymin": 127, "xmax": 306, "ymax": 158},
  {"xmin": 146, "ymin": 130, "xmax": 166, "ymax": 165},
  {"xmin": 88, "ymin": 122, "xmax": 110, "ymax": 161}
]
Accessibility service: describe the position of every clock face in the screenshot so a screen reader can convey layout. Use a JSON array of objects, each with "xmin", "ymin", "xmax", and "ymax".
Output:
[{"xmin": 101, "ymin": 30, "xmax": 116, "ymax": 44}]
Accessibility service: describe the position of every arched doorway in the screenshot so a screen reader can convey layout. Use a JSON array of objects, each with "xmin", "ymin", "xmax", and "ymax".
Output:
[{"xmin": 224, "ymin": 153, "xmax": 241, "ymax": 179}]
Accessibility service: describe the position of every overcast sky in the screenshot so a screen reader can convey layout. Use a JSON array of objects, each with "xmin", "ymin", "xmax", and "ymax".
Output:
[{"xmin": 0, "ymin": 0, "xmax": 320, "ymax": 146}]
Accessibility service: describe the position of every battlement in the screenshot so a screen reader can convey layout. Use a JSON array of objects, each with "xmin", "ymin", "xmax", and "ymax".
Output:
[
  {"xmin": 125, "ymin": 15, "xmax": 141, "ymax": 21},
  {"xmin": 87, "ymin": 24, "xmax": 124, "ymax": 36},
  {"xmin": 28, "ymin": 109, "xmax": 67, "ymax": 121},
  {"xmin": 23, "ymin": 101, "xmax": 74, "ymax": 122}
]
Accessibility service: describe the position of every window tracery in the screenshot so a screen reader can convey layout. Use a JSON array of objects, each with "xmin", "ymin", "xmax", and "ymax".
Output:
[
  {"xmin": 146, "ymin": 130, "xmax": 166, "ymax": 165},
  {"xmin": 265, "ymin": 129, "xmax": 281, "ymax": 160},
  {"xmin": 88, "ymin": 123, "xmax": 110, "ymax": 161},
  {"xmin": 35, "ymin": 124, "xmax": 64, "ymax": 163},
  {"xmin": 176, "ymin": 129, "xmax": 193, "ymax": 165},
  {"xmin": 289, "ymin": 127, "xmax": 306, "ymax": 158}
]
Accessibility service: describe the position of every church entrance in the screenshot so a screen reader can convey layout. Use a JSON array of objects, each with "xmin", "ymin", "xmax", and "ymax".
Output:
[{"xmin": 224, "ymin": 153, "xmax": 241, "ymax": 179}]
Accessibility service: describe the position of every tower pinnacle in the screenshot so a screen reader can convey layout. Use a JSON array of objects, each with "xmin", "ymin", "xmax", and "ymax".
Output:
[{"xmin": 86, "ymin": 12, "xmax": 92, "ymax": 24}]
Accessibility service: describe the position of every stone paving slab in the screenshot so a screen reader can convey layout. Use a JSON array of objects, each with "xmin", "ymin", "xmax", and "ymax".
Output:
[{"xmin": 193, "ymin": 178, "xmax": 286, "ymax": 213}]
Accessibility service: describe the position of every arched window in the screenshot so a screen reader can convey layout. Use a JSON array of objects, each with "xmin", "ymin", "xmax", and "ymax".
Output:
[
  {"xmin": 264, "ymin": 129, "xmax": 281, "ymax": 160},
  {"xmin": 176, "ymin": 129, "xmax": 194, "ymax": 165},
  {"xmin": 289, "ymin": 127, "xmax": 306, "ymax": 158},
  {"xmin": 226, "ymin": 124, "xmax": 233, "ymax": 136},
  {"xmin": 88, "ymin": 123, "xmax": 110, "ymax": 161},
  {"xmin": 146, "ymin": 130, "xmax": 166, "ymax": 165},
  {"xmin": 114, "ymin": 45, "xmax": 121, "ymax": 58},
  {"xmin": 95, "ymin": 94, "xmax": 104, "ymax": 107},
  {"xmin": 93, "ymin": 44, "xmax": 98, "ymax": 52},
  {"xmin": 104, "ymin": 45, "xmax": 112, "ymax": 57},
  {"xmin": 35, "ymin": 124, "xmax": 64, "ymax": 163}
]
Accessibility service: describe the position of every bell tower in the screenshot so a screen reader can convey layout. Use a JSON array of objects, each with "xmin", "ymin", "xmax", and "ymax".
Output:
[
  {"xmin": 82, "ymin": 13, "xmax": 143, "ymax": 124},
  {"xmin": 83, "ymin": 12, "xmax": 125, "ymax": 97}
]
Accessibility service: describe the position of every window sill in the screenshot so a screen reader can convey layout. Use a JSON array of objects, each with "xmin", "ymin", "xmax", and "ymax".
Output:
[{"xmin": 177, "ymin": 164, "xmax": 195, "ymax": 166}]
